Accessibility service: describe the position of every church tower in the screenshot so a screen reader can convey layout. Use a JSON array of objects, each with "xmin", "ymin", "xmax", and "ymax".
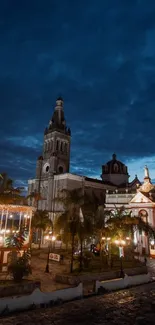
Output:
[{"xmin": 36, "ymin": 97, "xmax": 71, "ymax": 180}]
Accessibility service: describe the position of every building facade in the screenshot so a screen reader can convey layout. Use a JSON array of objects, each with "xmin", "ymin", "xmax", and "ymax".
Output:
[
  {"xmin": 28, "ymin": 97, "xmax": 145, "ymax": 227},
  {"xmin": 105, "ymin": 166, "xmax": 155, "ymax": 256}
]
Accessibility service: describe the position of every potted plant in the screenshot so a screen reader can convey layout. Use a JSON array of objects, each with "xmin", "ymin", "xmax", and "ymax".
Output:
[{"xmin": 8, "ymin": 251, "xmax": 32, "ymax": 282}]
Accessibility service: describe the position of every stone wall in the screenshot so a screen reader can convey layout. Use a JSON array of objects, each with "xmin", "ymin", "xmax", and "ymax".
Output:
[
  {"xmin": 0, "ymin": 280, "xmax": 41, "ymax": 298},
  {"xmin": 55, "ymin": 266, "xmax": 148, "ymax": 285},
  {"xmin": 0, "ymin": 283, "xmax": 83, "ymax": 315}
]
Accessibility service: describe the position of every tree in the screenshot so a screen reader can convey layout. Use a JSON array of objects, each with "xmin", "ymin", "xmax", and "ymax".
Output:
[
  {"xmin": 93, "ymin": 206, "xmax": 112, "ymax": 266},
  {"xmin": 31, "ymin": 210, "xmax": 53, "ymax": 249},
  {"xmin": 5, "ymin": 227, "xmax": 28, "ymax": 250},
  {"xmin": 0, "ymin": 173, "xmax": 26, "ymax": 205},
  {"xmin": 27, "ymin": 190, "xmax": 42, "ymax": 209},
  {"xmin": 54, "ymin": 188, "xmax": 93, "ymax": 272},
  {"xmin": 106, "ymin": 206, "xmax": 155, "ymax": 256}
]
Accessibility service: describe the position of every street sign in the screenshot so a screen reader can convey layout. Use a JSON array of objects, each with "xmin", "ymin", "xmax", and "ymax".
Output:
[{"xmin": 49, "ymin": 253, "xmax": 60, "ymax": 262}]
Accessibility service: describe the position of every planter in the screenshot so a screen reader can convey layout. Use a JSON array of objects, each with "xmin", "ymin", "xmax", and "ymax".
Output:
[{"xmin": 0, "ymin": 280, "xmax": 41, "ymax": 298}]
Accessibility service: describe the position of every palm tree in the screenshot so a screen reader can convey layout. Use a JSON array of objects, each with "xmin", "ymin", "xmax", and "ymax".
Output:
[
  {"xmin": 31, "ymin": 210, "xmax": 53, "ymax": 249},
  {"xmin": 0, "ymin": 173, "xmax": 26, "ymax": 205},
  {"xmin": 27, "ymin": 190, "xmax": 42, "ymax": 209},
  {"xmin": 54, "ymin": 188, "xmax": 93, "ymax": 272}
]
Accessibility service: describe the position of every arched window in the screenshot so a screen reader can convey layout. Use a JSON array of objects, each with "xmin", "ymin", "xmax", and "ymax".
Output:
[
  {"xmin": 104, "ymin": 164, "xmax": 108, "ymax": 172},
  {"xmin": 56, "ymin": 140, "xmax": 59, "ymax": 150},
  {"xmin": 58, "ymin": 166, "xmax": 64, "ymax": 174},
  {"xmin": 139, "ymin": 209, "xmax": 148, "ymax": 223},
  {"xmin": 60, "ymin": 142, "xmax": 63, "ymax": 151},
  {"xmin": 114, "ymin": 163, "xmax": 118, "ymax": 172},
  {"xmin": 64, "ymin": 143, "xmax": 67, "ymax": 154}
]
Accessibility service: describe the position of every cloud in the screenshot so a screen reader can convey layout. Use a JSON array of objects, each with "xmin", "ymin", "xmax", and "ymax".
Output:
[{"xmin": 0, "ymin": 0, "xmax": 155, "ymax": 187}]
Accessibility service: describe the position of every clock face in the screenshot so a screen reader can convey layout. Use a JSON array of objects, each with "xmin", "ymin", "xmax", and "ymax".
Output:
[{"xmin": 43, "ymin": 163, "xmax": 50, "ymax": 173}]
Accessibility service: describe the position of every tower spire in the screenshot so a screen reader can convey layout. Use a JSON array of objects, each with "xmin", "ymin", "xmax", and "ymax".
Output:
[{"xmin": 44, "ymin": 97, "xmax": 71, "ymax": 136}]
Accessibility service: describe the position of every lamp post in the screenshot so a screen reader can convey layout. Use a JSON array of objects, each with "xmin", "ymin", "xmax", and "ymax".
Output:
[
  {"xmin": 114, "ymin": 239, "xmax": 126, "ymax": 278},
  {"xmin": 45, "ymin": 235, "xmax": 56, "ymax": 273},
  {"xmin": 101, "ymin": 237, "xmax": 111, "ymax": 266}
]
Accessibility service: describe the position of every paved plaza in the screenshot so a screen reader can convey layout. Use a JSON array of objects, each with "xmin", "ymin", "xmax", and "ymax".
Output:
[{"xmin": 1, "ymin": 281, "xmax": 155, "ymax": 325}]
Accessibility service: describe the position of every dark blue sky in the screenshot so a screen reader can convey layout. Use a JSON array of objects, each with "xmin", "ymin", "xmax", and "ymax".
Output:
[{"xmin": 1, "ymin": 0, "xmax": 155, "ymax": 188}]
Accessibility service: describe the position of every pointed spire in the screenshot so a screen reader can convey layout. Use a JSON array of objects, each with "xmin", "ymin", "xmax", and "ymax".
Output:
[
  {"xmin": 45, "ymin": 97, "xmax": 71, "ymax": 136},
  {"xmin": 112, "ymin": 153, "xmax": 116, "ymax": 160},
  {"xmin": 55, "ymin": 96, "xmax": 64, "ymax": 110}
]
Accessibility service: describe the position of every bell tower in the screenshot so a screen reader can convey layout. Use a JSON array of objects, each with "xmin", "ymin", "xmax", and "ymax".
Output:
[{"xmin": 36, "ymin": 97, "xmax": 71, "ymax": 179}]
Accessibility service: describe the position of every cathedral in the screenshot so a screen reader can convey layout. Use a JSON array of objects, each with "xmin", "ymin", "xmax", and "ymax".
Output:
[
  {"xmin": 28, "ymin": 97, "xmax": 155, "ymax": 256},
  {"xmin": 28, "ymin": 97, "xmax": 141, "ymax": 219}
]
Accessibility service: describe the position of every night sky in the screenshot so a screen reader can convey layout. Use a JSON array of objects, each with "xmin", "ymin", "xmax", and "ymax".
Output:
[{"xmin": 1, "ymin": 0, "xmax": 155, "ymax": 189}]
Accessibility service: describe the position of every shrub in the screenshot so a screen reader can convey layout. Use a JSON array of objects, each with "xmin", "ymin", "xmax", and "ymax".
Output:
[{"xmin": 8, "ymin": 250, "xmax": 31, "ymax": 282}]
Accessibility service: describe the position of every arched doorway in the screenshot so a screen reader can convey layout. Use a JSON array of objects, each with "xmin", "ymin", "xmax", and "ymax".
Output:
[{"xmin": 58, "ymin": 166, "xmax": 64, "ymax": 174}]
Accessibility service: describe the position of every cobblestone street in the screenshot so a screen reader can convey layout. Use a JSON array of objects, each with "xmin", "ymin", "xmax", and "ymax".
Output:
[{"xmin": 1, "ymin": 281, "xmax": 155, "ymax": 325}]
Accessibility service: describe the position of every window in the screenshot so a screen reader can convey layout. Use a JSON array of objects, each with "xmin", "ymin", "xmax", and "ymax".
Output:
[
  {"xmin": 114, "ymin": 163, "xmax": 118, "ymax": 172},
  {"xmin": 64, "ymin": 143, "xmax": 67, "ymax": 153},
  {"xmin": 56, "ymin": 140, "xmax": 59, "ymax": 150},
  {"xmin": 58, "ymin": 166, "xmax": 64, "ymax": 174},
  {"xmin": 104, "ymin": 164, "xmax": 108, "ymax": 172},
  {"xmin": 139, "ymin": 210, "xmax": 148, "ymax": 222}
]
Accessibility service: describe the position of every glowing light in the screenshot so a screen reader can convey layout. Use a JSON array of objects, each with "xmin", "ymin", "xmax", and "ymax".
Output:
[
  {"xmin": 9, "ymin": 215, "xmax": 13, "ymax": 219},
  {"xmin": 24, "ymin": 214, "xmax": 27, "ymax": 218},
  {"xmin": 115, "ymin": 240, "xmax": 120, "ymax": 245},
  {"xmin": 45, "ymin": 235, "xmax": 49, "ymax": 240},
  {"xmin": 107, "ymin": 237, "xmax": 111, "ymax": 241},
  {"xmin": 151, "ymin": 240, "xmax": 154, "ymax": 246},
  {"xmin": 49, "ymin": 231, "xmax": 52, "ymax": 234},
  {"xmin": 6, "ymin": 229, "xmax": 10, "ymax": 233},
  {"xmin": 0, "ymin": 236, "xmax": 3, "ymax": 241},
  {"xmin": 52, "ymin": 236, "xmax": 56, "ymax": 241},
  {"xmin": 126, "ymin": 237, "xmax": 130, "ymax": 240},
  {"xmin": 121, "ymin": 240, "xmax": 126, "ymax": 245},
  {"xmin": 102, "ymin": 237, "xmax": 105, "ymax": 240}
]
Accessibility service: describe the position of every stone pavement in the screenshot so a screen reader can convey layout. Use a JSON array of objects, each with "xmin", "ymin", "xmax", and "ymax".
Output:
[
  {"xmin": 1, "ymin": 281, "xmax": 155, "ymax": 324},
  {"xmin": 147, "ymin": 258, "xmax": 155, "ymax": 279}
]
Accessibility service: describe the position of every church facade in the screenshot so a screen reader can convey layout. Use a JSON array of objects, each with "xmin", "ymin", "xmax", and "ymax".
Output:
[
  {"xmin": 28, "ymin": 97, "xmax": 142, "ymax": 221},
  {"xmin": 105, "ymin": 166, "xmax": 155, "ymax": 256}
]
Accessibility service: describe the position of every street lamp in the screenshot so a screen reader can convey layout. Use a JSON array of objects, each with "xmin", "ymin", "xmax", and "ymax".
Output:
[
  {"xmin": 114, "ymin": 239, "xmax": 126, "ymax": 278},
  {"xmin": 45, "ymin": 235, "xmax": 56, "ymax": 273}
]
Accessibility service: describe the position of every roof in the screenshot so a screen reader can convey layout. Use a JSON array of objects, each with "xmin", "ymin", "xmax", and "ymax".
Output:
[{"xmin": 84, "ymin": 176, "xmax": 103, "ymax": 184}]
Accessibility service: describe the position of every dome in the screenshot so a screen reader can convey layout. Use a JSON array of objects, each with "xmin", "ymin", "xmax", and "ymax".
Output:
[{"xmin": 102, "ymin": 154, "xmax": 128, "ymax": 175}]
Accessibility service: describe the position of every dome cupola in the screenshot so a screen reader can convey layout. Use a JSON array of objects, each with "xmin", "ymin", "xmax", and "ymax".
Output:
[{"xmin": 101, "ymin": 153, "xmax": 129, "ymax": 186}]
